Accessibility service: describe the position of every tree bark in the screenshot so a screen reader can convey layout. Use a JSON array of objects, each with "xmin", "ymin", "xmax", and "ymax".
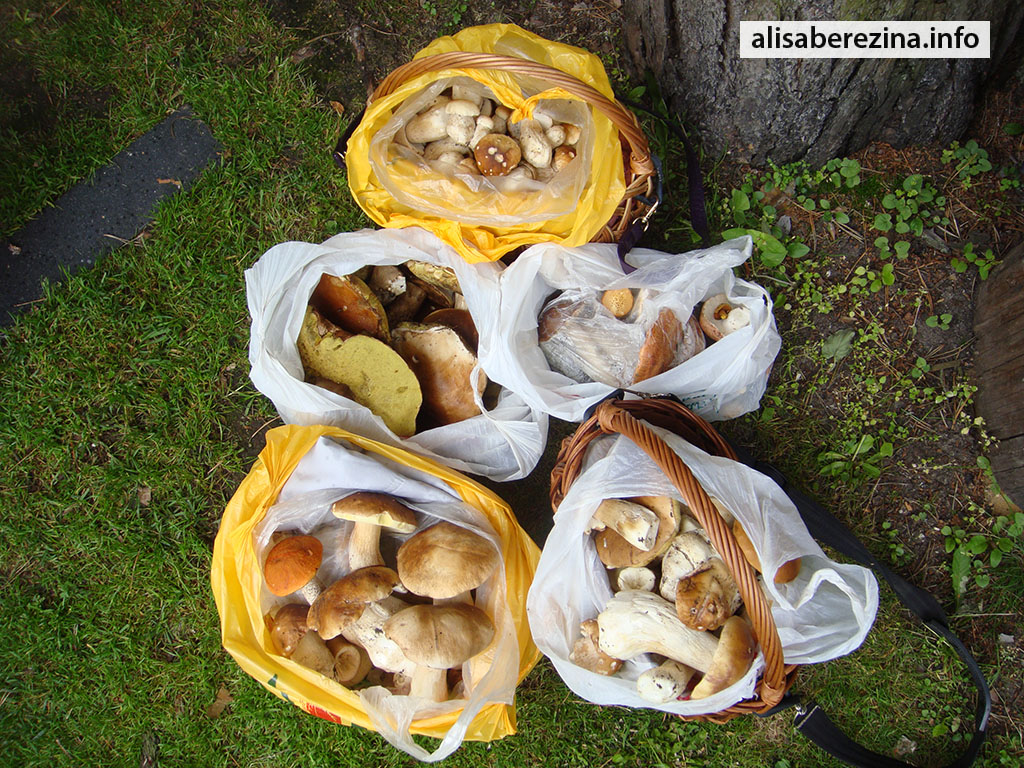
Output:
[{"xmin": 622, "ymin": 0, "xmax": 1024, "ymax": 166}]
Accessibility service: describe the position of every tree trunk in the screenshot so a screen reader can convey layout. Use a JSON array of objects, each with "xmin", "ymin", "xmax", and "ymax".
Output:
[{"xmin": 622, "ymin": 0, "xmax": 1024, "ymax": 166}]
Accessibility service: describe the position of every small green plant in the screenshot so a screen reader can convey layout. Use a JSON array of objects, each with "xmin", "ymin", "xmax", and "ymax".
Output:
[
  {"xmin": 874, "ymin": 236, "xmax": 910, "ymax": 260},
  {"xmin": 818, "ymin": 433, "xmax": 894, "ymax": 484},
  {"xmin": 909, "ymin": 356, "xmax": 930, "ymax": 379},
  {"xmin": 823, "ymin": 157, "xmax": 862, "ymax": 188},
  {"xmin": 875, "ymin": 174, "xmax": 948, "ymax": 238},
  {"xmin": 943, "ymin": 508, "xmax": 1024, "ymax": 600},
  {"xmin": 925, "ymin": 313, "xmax": 953, "ymax": 330},
  {"xmin": 941, "ymin": 139, "xmax": 993, "ymax": 187},
  {"xmin": 849, "ymin": 263, "xmax": 895, "ymax": 294},
  {"xmin": 951, "ymin": 242, "xmax": 998, "ymax": 279}
]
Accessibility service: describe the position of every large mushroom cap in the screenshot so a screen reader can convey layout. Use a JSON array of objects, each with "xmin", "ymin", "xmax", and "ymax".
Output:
[
  {"xmin": 689, "ymin": 615, "xmax": 757, "ymax": 699},
  {"xmin": 307, "ymin": 566, "xmax": 402, "ymax": 639},
  {"xmin": 264, "ymin": 535, "xmax": 323, "ymax": 597},
  {"xmin": 595, "ymin": 497, "xmax": 682, "ymax": 568},
  {"xmin": 396, "ymin": 521, "xmax": 500, "ymax": 599},
  {"xmin": 331, "ymin": 492, "xmax": 418, "ymax": 532},
  {"xmin": 383, "ymin": 603, "xmax": 495, "ymax": 669}
]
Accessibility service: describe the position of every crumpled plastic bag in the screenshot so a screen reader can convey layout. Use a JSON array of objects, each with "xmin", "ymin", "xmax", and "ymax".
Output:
[
  {"xmin": 526, "ymin": 422, "xmax": 878, "ymax": 715},
  {"xmin": 212, "ymin": 424, "xmax": 542, "ymax": 762},
  {"xmin": 482, "ymin": 236, "xmax": 781, "ymax": 422},
  {"xmin": 345, "ymin": 23, "xmax": 626, "ymax": 263},
  {"xmin": 245, "ymin": 226, "xmax": 548, "ymax": 481}
]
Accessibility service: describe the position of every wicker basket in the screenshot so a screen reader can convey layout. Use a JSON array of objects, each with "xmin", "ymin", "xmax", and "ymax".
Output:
[
  {"xmin": 369, "ymin": 51, "xmax": 657, "ymax": 245},
  {"xmin": 550, "ymin": 397, "xmax": 799, "ymax": 723}
]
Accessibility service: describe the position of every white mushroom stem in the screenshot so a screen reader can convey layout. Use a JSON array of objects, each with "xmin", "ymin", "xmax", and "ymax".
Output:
[
  {"xmin": 588, "ymin": 499, "xmax": 660, "ymax": 551},
  {"xmin": 347, "ymin": 523, "xmax": 385, "ymax": 570},
  {"xmin": 341, "ymin": 596, "xmax": 414, "ymax": 675},
  {"xmin": 597, "ymin": 590, "xmax": 719, "ymax": 672},
  {"xmin": 636, "ymin": 660, "xmax": 697, "ymax": 703},
  {"xmin": 299, "ymin": 577, "xmax": 325, "ymax": 604},
  {"xmin": 409, "ymin": 666, "xmax": 449, "ymax": 702}
]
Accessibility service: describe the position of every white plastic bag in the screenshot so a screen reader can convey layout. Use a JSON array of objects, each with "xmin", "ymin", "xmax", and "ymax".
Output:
[
  {"xmin": 256, "ymin": 435, "xmax": 521, "ymax": 762},
  {"xmin": 526, "ymin": 422, "xmax": 879, "ymax": 716},
  {"xmin": 246, "ymin": 226, "xmax": 548, "ymax": 481},
  {"xmin": 483, "ymin": 236, "xmax": 781, "ymax": 422}
]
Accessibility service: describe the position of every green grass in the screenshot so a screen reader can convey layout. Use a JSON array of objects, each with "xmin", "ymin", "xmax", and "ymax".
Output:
[{"xmin": 1, "ymin": 2, "xmax": 1021, "ymax": 766}]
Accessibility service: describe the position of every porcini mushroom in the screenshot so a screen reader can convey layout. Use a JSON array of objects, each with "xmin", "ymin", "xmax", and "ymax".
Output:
[
  {"xmin": 594, "ymin": 496, "xmax": 682, "ymax": 568},
  {"xmin": 569, "ymin": 618, "xmax": 623, "ymax": 676},
  {"xmin": 616, "ymin": 566, "xmax": 657, "ymax": 592},
  {"xmin": 689, "ymin": 616, "xmax": 757, "ymax": 699},
  {"xmin": 331, "ymin": 492, "xmax": 418, "ymax": 571},
  {"xmin": 341, "ymin": 595, "xmax": 415, "ymax": 677},
  {"xmin": 600, "ymin": 288, "xmax": 634, "ymax": 318},
  {"xmin": 660, "ymin": 532, "xmax": 740, "ymax": 632},
  {"xmin": 290, "ymin": 629, "xmax": 336, "ymax": 678},
  {"xmin": 267, "ymin": 603, "xmax": 310, "ymax": 657},
  {"xmin": 472, "ymin": 133, "xmax": 522, "ymax": 177},
  {"xmin": 597, "ymin": 590, "xmax": 720, "ymax": 672},
  {"xmin": 633, "ymin": 308, "xmax": 685, "ymax": 383},
  {"xmin": 699, "ymin": 293, "xmax": 752, "ymax": 342},
  {"xmin": 383, "ymin": 602, "xmax": 495, "ymax": 702},
  {"xmin": 396, "ymin": 521, "xmax": 500, "ymax": 602},
  {"xmin": 263, "ymin": 534, "xmax": 324, "ymax": 603},
  {"xmin": 636, "ymin": 660, "xmax": 697, "ymax": 703},
  {"xmin": 587, "ymin": 498, "xmax": 660, "ymax": 552},
  {"xmin": 732, "ymin": 518, "xmax": 802, "ymax": 585},
  {"xmin": 306, "ymin": 565, "xmax": 402, "ymax": 640}
]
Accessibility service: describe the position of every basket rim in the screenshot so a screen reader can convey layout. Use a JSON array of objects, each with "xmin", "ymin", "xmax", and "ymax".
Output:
[{"xmin": 550, "ymin": 397, "xmax": 798, "ymax": 721}]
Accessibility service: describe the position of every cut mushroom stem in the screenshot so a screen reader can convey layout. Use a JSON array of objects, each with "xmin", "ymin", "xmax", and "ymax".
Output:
[
  {"xmin": 616, "ymin": 566, "xmax": 657, "ymax": 592},
  {"xmin": 636, "ymin": 660, "xmax": 697, "ymax": 703},
  {"xmin": 589, "ymin": 499, "xmax": 660, "ymax": 552},
  {"xmin": 325, "ymin": 637, "xmax": 372, "ymax": 686}
]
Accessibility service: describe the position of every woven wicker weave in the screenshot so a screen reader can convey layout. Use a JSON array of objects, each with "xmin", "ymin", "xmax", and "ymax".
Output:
[
  {"xmin": 550, "ymin": 397, "xmax": 799, "ymax": 723},
  {"xmin": 369, "ymin": 52, "xmax": 657, "ymax": 245}
]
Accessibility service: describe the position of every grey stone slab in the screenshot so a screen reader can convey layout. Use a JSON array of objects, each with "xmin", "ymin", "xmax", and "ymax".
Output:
[{"xmin": 1, "ymin": 107, "xmax": 221, "ymax": 326}]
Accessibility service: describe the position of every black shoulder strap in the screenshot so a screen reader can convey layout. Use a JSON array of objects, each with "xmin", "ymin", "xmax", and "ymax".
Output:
[{"xmin": 733, "ymin": 445, "xmax": 991, "ymax": 768}]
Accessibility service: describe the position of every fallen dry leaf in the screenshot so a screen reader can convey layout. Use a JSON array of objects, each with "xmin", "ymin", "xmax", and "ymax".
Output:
[
  {"xmin": 137, "ymin": 486, "xmax": 152, "ymax": 506},
  {"xmin": 330, "ymin": 100, "xmax": 345, "ymax": 117},
  {"xmin": 206, "ymin": 686, "xmax": 233, "ymax": 718},
  {"xmin": 157, "ymin": 178, "xmax": 182, "ymax": 189}
]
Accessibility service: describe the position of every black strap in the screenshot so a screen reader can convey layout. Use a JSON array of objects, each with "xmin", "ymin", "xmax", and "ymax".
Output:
[{"xmin": 733, "ymin": 446, "xmax": 991, "ymax": 768}]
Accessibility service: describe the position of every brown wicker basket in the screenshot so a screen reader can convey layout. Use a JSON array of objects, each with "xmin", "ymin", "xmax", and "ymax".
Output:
[
  {"xmin": 369, "ymin": 51, "xmax": 657, "ymax": 245},
  {"xmin": 550, "ymin": 397, "xmax": 799, "ymax": 723}
]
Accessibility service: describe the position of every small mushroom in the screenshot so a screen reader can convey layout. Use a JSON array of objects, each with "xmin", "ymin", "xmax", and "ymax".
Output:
[
  {"xmin": 469, "ymin": 115, "xmax": 494, "ymax": 150},
  {"xmin": 331, "ymin": 492, "xmax": 418, "ymax": 571},
  {"xmin": 405, "ymin": 99, "xmax": 450, "ymax": 144},
  {"xmin": 561, "ymin": 123, "xmax": 582, "ymax": 146},
  {"xmin": 263, "ymin": 534, "xmax": 324, "ymax": 603},
  {"xmin": 290, "ymin": 629, "xmax": 336, "ymax": 678},
  {"xmin": 396, "ymin": 521, "xmax": 500, "ymax": 602},
  {"xmin": 569, "ymin": 618, "xmax": 623, "ymax": 675},
  {"xmin": 551, "ymin": 145, "xmax": 576, "ymax": 173},
  {"xmin": 384, "ymin": 602, "xmax": 495, "ymax": 702},
  {"xmin": 689, "ymin": 616, "xmax": 757, "ymax": 699},
  {"xmin": 616, "ymin": 566, "xmax": 657, "ymax": 592},
  {"xmin": 636, "ymin": 660, "xmax": 697, "ymax": 703},
  {"xmin": 367, "ymin": 265, "xmax": 407, "ymax": 305},
  {"xmin": 267, "ymin": 603, "xmax": 310, "ymax": 657},
  {"xmin": 515, "ymin": 119, "xmax": 553, "ymax": 168},
  {"xmin": 423, "ymin": 138, "xmax": 471, "ymax": 162},
  {"xmin": 699, "ymin": 293, "xmax": 752, "ymax": 341},
  {"xmin": 587, "ymin": 498, "xmax": 660, "ymax": 551},
  {"xmin": 307, "ymin": 565, "xmax": 402, "ymax": 640}
]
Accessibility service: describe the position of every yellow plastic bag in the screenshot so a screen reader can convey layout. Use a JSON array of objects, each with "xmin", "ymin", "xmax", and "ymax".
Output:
[
  {"xmin": 211, "ymin": 424, "xmax": 541, "ymax": 761},
  {"xmin": 345, "ymin": 23, "xmax": 627, "ymax": 263}
]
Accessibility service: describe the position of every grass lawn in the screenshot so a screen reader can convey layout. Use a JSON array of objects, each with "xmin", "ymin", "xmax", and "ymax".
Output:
[{"xmin": 2, "ymin": 2, "xmax": 1022, "ymax": 767}]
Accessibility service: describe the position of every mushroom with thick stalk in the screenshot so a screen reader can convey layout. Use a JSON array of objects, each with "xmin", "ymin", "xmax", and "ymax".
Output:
[
  {"xmin": 341, "ymin": 595, "xmax": 415, "ymax": 677},
  {"xmin": 732, "ymin": 518, "xmax": 802, "ymax": 585},
  {"xmin": 331, "ymin": 492, "xmax": 418, "ymax": 571},
  {"xmin": 597, "ymin": 590, "xmax": 756, "ymax": 696},
  {"xmin": 263, "ymin": 534, "xmax": 324, "ymax": 603},
  {"xmin": 689, "ymin": 616, "xmax": 758, "ymax": 699},
  {"xmin": 587, "ymin": 498, "xmax": 660, "ymax": 552},
  {"xmin": 383, "ymin": 602, "xmax": 495, "ymax": 702},
  {"xmin": 636, "ymin": 660, "xmax": 697, "ymax": 703},
  {"xmin": 325, "ymin": 636, "xmax": 372, "ymax": 686},
  {"xmin": 594, "ymin": 496, "xmax": 682, "ymax": 569},
  {"xmin": 306, "ymin": 565, "xmax": 402, "ymax": 640},
  {"xmin": 290, "ymin": 629, "xmax": 336, "ymax": 678}
]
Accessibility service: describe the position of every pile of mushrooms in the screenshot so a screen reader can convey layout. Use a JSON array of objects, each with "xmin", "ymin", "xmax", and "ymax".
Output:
[
  {"xmin": 537, "ymin": 288, "xmax": 754, "ymax": 388},
  {"xmin": 392, "ymin": 85, "xmax": 582, "ymax": 185},
  {"xmin": 569, "ymin": 495, "xmax": 801, "ymax": 705},
  {"xmin": 297, "ymin": 260, "xmax": 492, "ymax": 436},
  {"xmin": 262, "ymin": 494, "xmax": 502, "ymax": 703}
]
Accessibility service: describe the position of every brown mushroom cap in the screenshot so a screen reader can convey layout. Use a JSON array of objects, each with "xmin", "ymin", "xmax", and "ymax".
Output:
[
  {"xmin": 383, "ymin": 603, "xmax": 495, "ymax": 669},
  {"xmin": 731, "ymin": 519, "xmax": 801, "ymax": 585},
  {"xmin": 634, "ymin": 308, "xmax": 684, "ymax": 383},
  {"xmin": 331, "ymin": 492, "xmax": 418, "ymax": 531},
  {"xmin": 264, "ymin": 535, "xmax": 323, "ymax": 597},
  {"xmin": 689, "ymin": 615, "xmax": 757, "ymax": 699},
  {"xmin": 422, "ymin": 308, "xmax": 479, "ymax": 352},
  {"xmin": 569, "ymin": 618, "xmax": 622, "ymax": 676},
  {"xmin": 674, "ymin": 559, "xmax": 740, "ymax": 632},
  {"xmin": 307, "ymin": 566, "xmax": 402, "ymax": 639},
  {"xmin": 310, "ymin": 273, "xmax": 389, "ymax": 341},
  {"xmin": 595, "ymin": 496, "xmax": 682, "ymax": 568},
  {"xmin": 473, "ymin": 133, "xmax": 522, "ymax": 176},
  {"xmin": 268, "ymin": 603, "xmax": 310, "ymax": 657},
  {"xmin": 397, "ymin": 521, "xmax": 500, "ymax": 599}
]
